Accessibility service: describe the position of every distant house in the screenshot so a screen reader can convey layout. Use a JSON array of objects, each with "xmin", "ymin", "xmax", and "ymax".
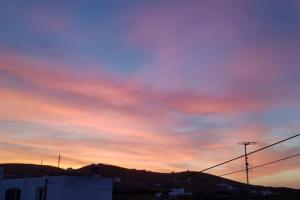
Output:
[
  {"xmin": 155, "ymin": 192, "xmax": 162, "ymax": 198},
  {"xmin": 113, "ymin": 177, "xmax": 121, "ymax": 183},
  {"xmin": 169, "ymin": 188, "xmax": 185, "ymax": 197},
  {"xmin": 261, "ymin": 189, "xmax": 275, "ymax": 196},
  {"xmin": 0, "ymin": 168, "xmax": 112, "ymax": 200},
  {"xmin": 217, "ymin": 182, "xmax": 237, "ymax": 191},
  {"xmin": 169, "ymin": 188, "xmax": 192, "ymax": 198}
]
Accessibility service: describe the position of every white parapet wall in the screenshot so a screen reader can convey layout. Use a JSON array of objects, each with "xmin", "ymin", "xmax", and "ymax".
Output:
[{"xmin": 0, "ymin": 175, "xmax": 112, "ymax": 200}]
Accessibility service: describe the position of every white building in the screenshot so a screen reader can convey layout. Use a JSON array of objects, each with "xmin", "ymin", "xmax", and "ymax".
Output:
[
  {"xmin": 217, "ymin": 183, "xmax": 237, "ymax": 191},
  {"xmin": 169, "ymin": 188, "xmax": 192, "ymax": 198},
  {"xmin": 0, "ymin": 168, "xmax": 112, "ymax": 200},
  {"xmin": 261, "ymin": 189, "xmax": 274, "ymax": 196},
  {"xmin": 155, "ymin": 192, "xmax": 162, "ymax": 199},
  {"xmin": 169, "ymin": 188, "xmax": 185, "ymax": 197},
  {"xmin": 113, "ymin": 177, "xmax": 121, "ymax": 183}
]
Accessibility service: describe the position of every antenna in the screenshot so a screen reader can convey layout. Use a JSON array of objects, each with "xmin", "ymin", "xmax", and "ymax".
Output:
[
  {"xmin": 238, "ymin": 142, "xmax": 257, "ymax": 200},
  {"xmin": 41, "ymin": 160, "xmax": 43, "ymax": 166},
  {"xmin": 238, "ymin": 142, "xmax": 257, "ymax": 184},
  {"xmin": 58, "ymin": 154, "xmax": 61, "ymax": 168}
]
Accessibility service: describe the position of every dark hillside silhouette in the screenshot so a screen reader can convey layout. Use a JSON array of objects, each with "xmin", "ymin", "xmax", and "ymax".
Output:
[{"xmin": 1, "ymin": 163, "xmax": 299, "ymax": 200}]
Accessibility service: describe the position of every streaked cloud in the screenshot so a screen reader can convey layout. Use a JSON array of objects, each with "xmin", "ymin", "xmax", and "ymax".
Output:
[{"xmin": 0, "ymin": 0, "xmax": 300, "ymax": 188}]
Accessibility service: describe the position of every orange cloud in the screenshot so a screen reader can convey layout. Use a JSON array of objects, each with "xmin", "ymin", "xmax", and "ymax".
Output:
[{"xmin": 0, "ymin": 49, "xmax": 299, "ymax": 188}]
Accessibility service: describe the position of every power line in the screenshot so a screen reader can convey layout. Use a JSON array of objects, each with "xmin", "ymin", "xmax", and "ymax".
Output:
[
  {"xmin": 219, "ymin": 153, "xmax": 300, "ymax": 177},
  {"xmin": 200, "ymin": 133, "xmax": 300, "ymax": 173},
  {"xmin": 160, "ymin": 134, "xmax": 300, "ymax": 186}
]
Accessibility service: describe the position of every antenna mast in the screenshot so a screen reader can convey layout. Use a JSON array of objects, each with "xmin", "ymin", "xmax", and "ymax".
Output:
[
  {"xmin": 58, "ymin": 154, "xmax": 61, "ymax": 168},
  {"xmin": 238, "ymin": 142, "xmax": 257, "ymax": 184},
  {"xmin": 238, "ymin": 142, "xmax": 257, "ymax": 200}
]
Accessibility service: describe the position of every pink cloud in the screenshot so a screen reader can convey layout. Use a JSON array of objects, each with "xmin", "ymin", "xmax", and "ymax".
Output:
[
  {"xmin": 126, "ymin": 1, "xmax": 251, "ymax": 90},
  {"xmin": 1, "ymin": 1, "xmax": 300, "ymax": 189},
  {"xmin": 127, "ymin": 0, "xmax": 300, "ymax": 107},
  {"xmin": 0, "ymin": 48, "xmax": 299, "ymax": 187}
]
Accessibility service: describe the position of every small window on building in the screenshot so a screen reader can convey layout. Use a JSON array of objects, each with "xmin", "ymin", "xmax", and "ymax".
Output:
[
  {"xmin": 36, "ymin": 187, "xmax": 45, "ymax": 200},
  {"xmin": 5, "ymin": 188, "xmax": 21, "ymax": 200}
]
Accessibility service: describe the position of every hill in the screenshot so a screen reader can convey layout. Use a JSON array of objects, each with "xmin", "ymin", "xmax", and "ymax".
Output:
[
  {"xmin": 0, "ymin": 163, "xmax": 65, "ymax": 178},
  {"xmin": 1, "ymin": 163, "xmax": 299, "ymax": 200}
]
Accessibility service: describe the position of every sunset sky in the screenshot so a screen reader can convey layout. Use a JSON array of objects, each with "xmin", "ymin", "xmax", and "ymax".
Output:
[{"xmin": 0, "ymin": 0, "xmax": 300, "ymax": 188}]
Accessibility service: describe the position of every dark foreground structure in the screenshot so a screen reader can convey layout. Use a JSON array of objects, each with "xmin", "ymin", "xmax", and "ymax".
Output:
[{"xmin": 1, "ymin": 164, "xmax": 299, "ymax": 200}]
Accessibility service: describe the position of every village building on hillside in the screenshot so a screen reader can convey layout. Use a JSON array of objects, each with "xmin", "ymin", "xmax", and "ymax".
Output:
[
  {"xmin": 0, "ymin": 168, "xmax": 112, "ymax": 200},
  {"xmin": 168, "ymin": 188, "xmax": 193, "ymax": 198}
]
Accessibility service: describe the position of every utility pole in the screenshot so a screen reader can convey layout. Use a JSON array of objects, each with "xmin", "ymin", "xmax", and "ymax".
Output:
[{"xmin": 239, "ymin": 142, "xmax": 257, "ymax": 200}]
